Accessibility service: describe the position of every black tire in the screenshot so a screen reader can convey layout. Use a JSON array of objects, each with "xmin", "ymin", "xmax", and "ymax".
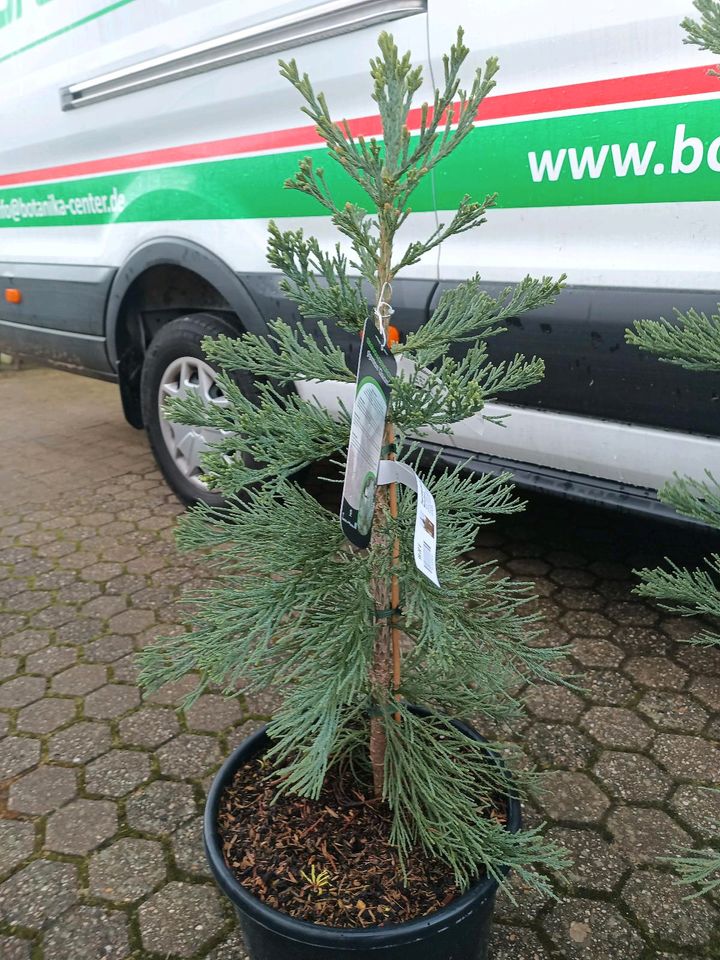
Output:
[{"xmin": 141, "ymin": 313, "xmax": 246, "ymax": 506}]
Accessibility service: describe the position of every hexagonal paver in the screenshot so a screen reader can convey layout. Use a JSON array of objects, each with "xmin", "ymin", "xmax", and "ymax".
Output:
[
  {"xmin": 48, "ymin": 720, "xmax": 111, "ymax": 764},
  {"xmin": 580, "ymin": 707, "xmax": 654, "ymax": 751},
  {"xmin": 581, "ymin": 670, "xmax": 635, "ymax": 706},
  {"xmin": 9, "ymin": 764, "xmax": 78, "ymax": 815},
  {"xmin": 89, "ymin": 837, "xmax": 166, "ymax": 903},
  {"xmin": 543, "ymin": 897, "xmax": 644, "ymax": 959},
  {"xmin": 0, "ymin": 735, "xmax": 40, "ymax": 779},
  {"xmin": 17, "ymin": 696, "xmax": 76, "ymax": 734},
  {"xmin": 636, "ymin": 691, "xmax": 708, "ymax": 733},
  {"xmin": 24, "ymin": 645, "xmax": 77, "ymax": 676},
  {"xmin": 84, "ymin": 683, "xmax": 140, "ymax": 719},
  {"xmin": 0, "ymin": 819, "xmax": 35, "ymax": 878},
  {"xmin": 1, "ymin": 629, "xmax": 50, "ymax": 656},
  {"xmin": 624, "ymin": 656, "xmax": 688, "ymax": 690},
  {"xmin": 184, "ymin": 693, "xmax": 242, "ymax": 732},
  {"xmin": 524, "ymin": 685, "xmax": 585, "ymax": 723},
  {"xmin": 0, "ymin": 675, "xmax": 46, "ymax": 708},
  {"xmin": 43, "ymin": 905, "xmax": 130, "ymax": 960},
  {"xmin": 126, "ymin": 780, "xmax": 196, "ymax": 835},
  {"xmin": 51, "ymin": 663, "xmax": 107, "ymax": 696},
  {"xmin": 118, "ymin": 706, "xmax": 179, "ymax": 747},
  {"xmin": 108, "ymin": 608, "xmax": 155, "ymax": 634},
  {"xmin": 622, "ymin": 868, "xmax": 717, "ymax": 949},
  {"xmin": 85, "ymin": 749, "xmax": 152, "ymax": 797},
  {"xmin": 157, "ymin": 734, "xmax": 222, "ymax": 779},
  {"xmin": 488, "ymin": 925, "xmax": 550, "ymax": 959},
  {"xmin": 171, "ymin": 816, "xmax": 211, "ymax": 878},
  {"xmin": 138, "ymin": 881, "xmax": 226, "ymax": 958},
  {"xmin": 670, "ymin": 784, "xmax": 720, "ymax": 841},
  {"xmin": 593, "ymin": 752, "xmax": 673, "ymax": 803},
  {"xmin": 525, "ymin": 723, "xmax": 595, "ymax": 771},
  {"xmin": 546, "ymin": 827, "xmax": 628, "ymax": 894},
  {"xmin": 45, "ymin": 798, "xmax": 118, "ymax": 855},
  {"xmin": 562, "ymin": 611, "xmax": 613, "ymax": 638},
  {"xmin": 54, "ymin": 617, "xmax": 103, "ymax": 644},
  {"xmin": 571, "ymin": 638, "xmax": 624, "ymax": 669},
  {"xmin": 688, "ymin": 674, "xmax": 720, "ymax": 710},
  {"xmin": 0, "ymin": 935, "xmax": 32, "ymax": 960},
  {"xmin": 145, "ymin": 674, "xmax": 200, "ymax": 706},
  {"xmin": 207, "ymin": 931, "xmax": 250, "ymax": 960},
  {"xmin": 608, "ymin": 807, "xmax": 692, "ymax": 865},
  {"xmin": 0, "ymin": 859, "xmax": 78, "ymax": 930},
  {"xmin": 652, "ymin": 735, "xmax": 720, "ymax": 782},
  {"xmin": 85, "ymin": 634, "xmax": 134, "ymax": 663},
  {"xmin": 0, "ymin": 655, "xmax": 19, "ymax": 679},
  {"xmin": 111, "ymin": 653, "xmax": 139, "ymax": 683},
  {"xmin": 538, "ymin": 772, "xmax": 611, "ymax": 824}
]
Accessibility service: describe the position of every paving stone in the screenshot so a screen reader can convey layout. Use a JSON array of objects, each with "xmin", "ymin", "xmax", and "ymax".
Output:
[
  {"xmin": 171, "ymin": 815, "xmax": 211, "ymax": 878},
  {"xmin": 652, "ymin": 734, "xmax": 720, "ymax": 782},
  {"xmin": 108, "ymin": 607, "xmax": 155, "ymax": 634},
  {"xmin": 612, "ymin": 625, "xmax": 669, "ymax": 656},
  {"xmin": 85, "ymin": 634, "xmax": 134, "ymax": 663},
  {"xmin": 624, "ymin": 656, "xmax": 688, "ymax": 690},
  {"xmin": 524, "ymin": 723, "xmax": 595, "ymax": 771},
  {"xmin": 636, "ymin": 690, "xmax": 708, "ymax": 733},
  {"xmin": 55, "ymin": 617, "xmax": 103, "ymax": 644},
  {"xmin": 676, "ymin": 644, "xmax": 720, "ymax": 675},
  {"xmin": 24, "ymin": 645, "xmax": 77, "ymax": 676},
  {"xmin": 0, "ymin": 655, "xmax": 19, "ymax": 679},
  {"xmin": 689, "ymin": 674, "xmax": 720, "ymax": 711},
  {"xmin": 138, "ymin": 881, "xmax": 226, "ymax": 957},
  {"xmin": 43, "ymin": 905, "xmax": 130, "ymax": 960},
  {"xmin": 48, "ymin": 720, "xmax": 111, "ymax": 764},
  {"xmin": 0, "ymin": 859, "xmax": 78, "ymax": 929},
  {"xmin": 1, "ymin": 629, "xmax": 50, "ymax": 656},
  {"xmin": 89, "ymin": 837, "xmax": 166, "ymax": 903},
  {"xmin": 17, "ymin": 696, "xmax": 76, "ymax": 734},
  {"xmin": 157, "ymin": 733, "xmax": 222, "ymax": 779},
  {"xmin": 593, "ymin": 751, "xmax": 672, "ymax": 803},
  {"xmin": 622, "ymin": 868, "xmax": 717, "ymax": 948},
  {"xmin": 85, "ymin": 749, "xmax": 152, "ymax": 797},
  {"xmin": 670, "ymin": 783, "xmax": 720, "ymax": 841},
  {"xmin": 0, "ymin": 935, "xmax": 32, "ymax": 960},
  {"xmin": 543, "ymin": 897, "xmax": 644, "ymax": 959},
  {"xmin": 126, "ymin": 780, "xmax": 196, "ymax": 835},
  {"xmin": 9, "ymin": 764, "xmax": 78, "ymax": 815},
  {"xmin": 561, "ymin": 611, "xmax": 614, "ymax": 638},
  {"xmin": 538, "ymin": 771, "xmax": 611, "ymax": 824},
  {"xmin": 570, "ymin": 638, "xmax": 624, "ymax": 668},
  {"xmin": 524, "ymin": 685, "xmax": 585, "ymax": 723},
  {"xmin": 111, "ymin": 653, "xmax": 139, "ymax": 683},
  {"xmin": 184, "ymin": 693, "xmax": 242, "ymax": 732},
  {"xmin": 580, "ymin": 707, "xmax": 654, "ymax": 751},
  {"xmin": 547, "ymin": 826, "xmax": 629, "ymax": 894},
  {"xmin": 494, "ymin": 870, "xmax": 551, "ymax": 924},
  {"xmin": 608, "ymin": 807, "xmax": 693, "ymax": 865},
  {"xmin": 81, "ymin": 594, "xmax": 129, "ymax": 619},
  {"xmin": 0, "ymin": 819, "xmax": 35, "ymax": 878},
  {"xmin": 207, "ymin": 930, "xmax": 250, "ymax": 960},
  {"xmin": 0, "ymin": 675, "xmax": 46, "ymax": 708},
  {"xmin": 51, "ymin": 663, "xmax": 107, "ymax": 696},
  {"xmin": 0, "ymin": 735, "xmax": 40, "ymax": 778},
  {"xmin": 146, "ymin": 674, "xmax": 200, "ymax": 706},
  {"xmin": 118, "ymin": 706, "xmax": 179, "ymax": 747},
  {"xmin": 84, "ymin": 683, "xmax": 140, "ymax": 719},
  {"xmin": 225, "ymin": 718, "xmax": 267, "ymax": 752},
  {"xmin": 488, "ymin": 925, "xmax": 550, "ymax": 959},
  {"xmin": 0, "ymin": 713, "xmax": 8, "ymax": 737},
  {"xmin": 45, "ymin": 798, "xmax": 118, "ymax": 855},
  {"xmin": 581, "ymin": 670, "xmax": 635, "ymax": 706}
]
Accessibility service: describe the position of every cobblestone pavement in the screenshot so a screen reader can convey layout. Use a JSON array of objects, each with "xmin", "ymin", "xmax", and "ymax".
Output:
[{"xmin": 0, "ymin": 366, "xmax": 718, "ymax": 960}]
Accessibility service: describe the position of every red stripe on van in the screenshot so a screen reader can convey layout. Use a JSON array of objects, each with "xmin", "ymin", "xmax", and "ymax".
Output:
[{"xmin": 1, "ymin": 63, "xmax": 717, "ymax": 188}]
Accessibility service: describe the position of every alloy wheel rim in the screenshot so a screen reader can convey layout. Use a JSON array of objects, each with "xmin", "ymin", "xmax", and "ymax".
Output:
[{"xmin": 158, "ymin": 356, "xmax": 229, "ymax": 491}]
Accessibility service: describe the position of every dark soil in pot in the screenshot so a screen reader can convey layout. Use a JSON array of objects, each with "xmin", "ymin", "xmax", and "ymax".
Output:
[{"xmin": 204, "ymin": 710, "xmax": 521, "ymax": 960}]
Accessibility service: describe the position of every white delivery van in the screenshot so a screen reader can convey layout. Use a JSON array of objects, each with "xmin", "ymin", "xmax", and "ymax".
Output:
[{"xmin": 1, "ymin": 0, "xmax": 718, "ymax": 511}]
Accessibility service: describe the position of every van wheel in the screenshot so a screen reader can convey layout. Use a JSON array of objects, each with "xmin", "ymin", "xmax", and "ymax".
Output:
[{"xmin": 141, "ymin": 313, "xmax": 244, "ymax": 506}]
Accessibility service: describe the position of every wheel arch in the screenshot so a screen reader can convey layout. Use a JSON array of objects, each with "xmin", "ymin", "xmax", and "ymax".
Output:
[{"xmin": 106, "ymin": 238, "xmax": 267, "ymax": 428}]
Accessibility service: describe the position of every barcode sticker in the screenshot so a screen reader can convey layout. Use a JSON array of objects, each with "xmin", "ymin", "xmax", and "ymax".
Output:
[{"xmin": 377, "ymin": 460, "xmax": 439, "ymax": 587}]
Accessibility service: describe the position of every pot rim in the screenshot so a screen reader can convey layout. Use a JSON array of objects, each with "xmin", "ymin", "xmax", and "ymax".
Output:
[{"xmin": 203, "ymin": 710, "xmax": 521, "ymax": 947}]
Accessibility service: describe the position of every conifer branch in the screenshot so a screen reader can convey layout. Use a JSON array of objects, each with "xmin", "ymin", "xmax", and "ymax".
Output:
[{"xmin": 626, "ymin": 306, "xmax": 720, "ymax": 371}]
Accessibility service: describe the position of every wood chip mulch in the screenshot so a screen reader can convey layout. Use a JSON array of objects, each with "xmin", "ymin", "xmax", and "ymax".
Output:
[{"xmin": 218, "ymin": 754, "xmax": 477, "ymax": 928}]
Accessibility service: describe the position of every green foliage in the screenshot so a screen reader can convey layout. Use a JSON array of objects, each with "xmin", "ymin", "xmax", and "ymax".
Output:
[
  {"xmin": 626, "ymin": 306, "xmax": 720, "ymax": 371},
  {"xmin": 682, "ymin": 0, "xmax": 720, "ymax": 71},
  {"xmin": 140, "ymin": 29, "xmax": 568, "ymax": 894}
]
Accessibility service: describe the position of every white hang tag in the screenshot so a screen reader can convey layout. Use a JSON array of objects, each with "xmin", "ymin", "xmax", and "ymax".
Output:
[{"xmin": 377, "ymin": 460, "xmax": 439, "ymax": 587}]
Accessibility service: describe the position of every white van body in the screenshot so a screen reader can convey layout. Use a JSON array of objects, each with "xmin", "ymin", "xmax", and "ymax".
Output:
[{"xmin": 1, "ymin": 1, "xmax": 718, "ymax": 512}]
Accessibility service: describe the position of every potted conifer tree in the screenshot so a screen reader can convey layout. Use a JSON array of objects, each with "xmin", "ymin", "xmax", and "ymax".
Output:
[
  {"xmin": 140, "ymin": 29, "xmax": 567, "ymax": 960},
  {"xmin": 625, "ymin": 0, "xmax": 720, "ymax": 898}
]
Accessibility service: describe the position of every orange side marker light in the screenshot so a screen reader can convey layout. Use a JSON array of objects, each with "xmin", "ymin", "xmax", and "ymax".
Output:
[{"xmin": 4, "ymin": 288, "xmax": 21, "ymax": 304}]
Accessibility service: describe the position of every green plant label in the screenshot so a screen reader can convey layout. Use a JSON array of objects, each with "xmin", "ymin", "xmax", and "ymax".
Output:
[{"xmin": 340, "ymin": 317, "xmax": 397, "ymax": 548}]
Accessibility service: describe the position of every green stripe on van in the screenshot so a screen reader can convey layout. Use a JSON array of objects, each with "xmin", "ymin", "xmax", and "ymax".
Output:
[{"xmin": 0, "ymin": 96, "xmax": 718, "ymax": 228}]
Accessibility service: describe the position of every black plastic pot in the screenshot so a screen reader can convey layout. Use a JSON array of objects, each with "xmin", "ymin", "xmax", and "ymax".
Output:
[{"xmin": 204, "ymin": 710, "xmax": 521, "ymax": 960}]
